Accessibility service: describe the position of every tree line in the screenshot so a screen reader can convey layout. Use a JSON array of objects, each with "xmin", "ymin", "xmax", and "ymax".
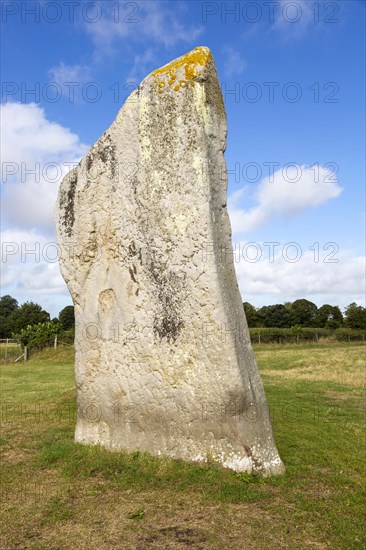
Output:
[
  {"xmin": 244, "ymin": 299, "xmax": 366, "ymax": 330},
  {"xmin": 1, "ymin": 295, "xmax": 365, "ymax": 340},
  {"xmin": 0, "ymin": 295, "xmax": 75, "ymax": 339}
]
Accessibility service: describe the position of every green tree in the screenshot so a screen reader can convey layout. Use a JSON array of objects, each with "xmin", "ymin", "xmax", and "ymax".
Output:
[
  {"xmin": 316, "ymin": 304, "xmax": 343, "ymax": 328},
  {"xmin": 344, "ymin": 303, "xmax": 366, "ymax": 329},
  {"xmin": 59, "ymin": 305, "xmax": 75, "ymax": 330},
  {"xmin": 290, "ymin": 299, "xmax": 318, "ymax": 327},
  {"xmin": 0, "ymin": 295, "xmax": 19, "ymax": 338},
  {"xmin": 243, "ymin": 302, "xmax": 260, "ymax": 327},
  {"xmin": 257, "ymin": 304, "xmax": 291, "ymax": 328},
  {"xmin": 10, "ymin": 302, "xmax": 50, "ymax": 335}
]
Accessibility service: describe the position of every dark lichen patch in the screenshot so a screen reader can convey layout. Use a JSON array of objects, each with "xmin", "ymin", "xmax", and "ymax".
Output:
[
  {"xmin": 154, "ymin": 313, "xmax": 184, "ymax": 344},
  {"xmin": 128, "ymin": 266, "xmax": 138, "ymax": 284},
  {"xmin": 97, "ymin": 146, "xmax": 108, "ymax": 164},
  {"xmin": 87, "ymin": 134, "xmax": 117, "ymax": 181},
  {"xmin": 149, "ymin": 264, "xmax": 185, "ymax": 344},
  {"xmin": 59, "ymin": 172, "xmax": 78, "ymax": 237},
  {"xmin": 128, "ymin": 241, "xmax": 143, "ymax": 266},
  {"xmin": 128, "ymin": 241, "xmax": 137, "ymax": 257},
  {"xmin": 98, "ymin": 144, "xmax": 117, "ymax": 176},
  {"xmin": 86, "ymin": 154, "xmax": 93, "ymax": 172},
  {"xmin": 96, "ymin": 134, "xmax": 117, "ymax": 177}
]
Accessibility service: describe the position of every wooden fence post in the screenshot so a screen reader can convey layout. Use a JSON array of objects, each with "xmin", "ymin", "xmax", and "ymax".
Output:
[
  {"xmin": 24, "ymin": 346, "xmax": 28, "ymax": 362},
  {"xmin": 54, "ymin": 335, "xmax": 58, "ymax": 349}
]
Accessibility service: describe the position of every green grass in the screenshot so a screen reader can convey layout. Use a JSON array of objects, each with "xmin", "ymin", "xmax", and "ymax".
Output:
[{"xmin": 1, "ymin": 344, "xmax": 365, "ymax": 549}]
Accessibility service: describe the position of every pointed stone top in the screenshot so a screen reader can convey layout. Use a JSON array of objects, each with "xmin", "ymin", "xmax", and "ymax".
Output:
[{"xmin": 149, "ymin": 46, "xmax": 213, "ymax": 94}]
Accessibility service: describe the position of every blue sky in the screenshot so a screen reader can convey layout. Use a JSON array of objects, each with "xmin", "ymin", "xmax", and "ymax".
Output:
[{"xmin": 1, "ymin": 0, "xmax": 365, "ymax": 318}]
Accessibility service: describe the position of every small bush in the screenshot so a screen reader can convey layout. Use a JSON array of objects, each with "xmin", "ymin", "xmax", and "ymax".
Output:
[{"xmin": 17, "ymin": 322, "xmax": 59, "ymax": 350}]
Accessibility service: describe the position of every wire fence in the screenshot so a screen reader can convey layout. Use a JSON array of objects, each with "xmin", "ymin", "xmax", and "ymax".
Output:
[
  {"xmin": 0, "ymin": 337, "xmax": 74, "ymax": 363},
  {"xmin": 1, "ymin": 327, "xmax": 365, "ymax": 364},
  {"xmin": 0, "ymin": 339, "xmax": 23, "ymax": 363}
]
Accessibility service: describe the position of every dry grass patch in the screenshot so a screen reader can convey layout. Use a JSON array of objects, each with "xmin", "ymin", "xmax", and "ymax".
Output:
[{"xmin": 259, "ymin": 345, "xmax": 365, "ymax": 387}]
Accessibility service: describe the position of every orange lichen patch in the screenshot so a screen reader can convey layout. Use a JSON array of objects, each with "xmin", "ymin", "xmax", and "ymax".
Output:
[{"xmin": 151, "ymin": 46, "xmax": 212, "ymax": 93}]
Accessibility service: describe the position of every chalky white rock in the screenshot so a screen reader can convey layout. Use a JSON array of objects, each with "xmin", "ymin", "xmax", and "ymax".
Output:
[{"xmin": 56, "ymin": 47, "xmax": 284, "ymax": 475}]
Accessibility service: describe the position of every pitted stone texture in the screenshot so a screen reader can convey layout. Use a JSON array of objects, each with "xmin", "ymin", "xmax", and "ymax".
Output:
[{"xmin": 55, "ymin": 47, "xmax": 284, "ymax": 476}]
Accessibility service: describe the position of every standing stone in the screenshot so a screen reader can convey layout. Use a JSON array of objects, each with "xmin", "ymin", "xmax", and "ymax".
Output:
[{"xmin": 56, "ymin": 47, "xmax": 284, "ymax": 475}]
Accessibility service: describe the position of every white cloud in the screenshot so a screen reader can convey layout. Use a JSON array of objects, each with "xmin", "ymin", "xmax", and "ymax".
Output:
[
  {"xmin": 273, "ymin": 0, "xmax": 315, "ymax": 38},
  {"xmin": 1, "ymin": 102, "xmax": 85, "ymax": 164},
  {"xmin": 48, "ymin": 62, "xmax": 91, "ymax": 85},
  {"xmin": 234, "ymin": 244, "xmax": 366, "ymax": 309},
  {"xmin": 85, "ymin": 0, "xmax": 203, "ymax": 56},
  {"xmin": 48, "ymin": 62, "xmax": 93, "ymax": 102},
  {"xmin": 1, "ymin": 102, "xmax": 88, "ymax": 232},
  {"xmin": 228, "ymin": 165, "xmax": 342, "ymax": 235},
  {"xmin": 222, "ymin": 46, "xmax": 246, "ymax": 77},
  {"xmin": 0, "ymin": 228, "xmax": 70, "ymax": 317},
  {"xmin": 0, "ymin": 102, "xmax": 84, "ymax": 315}
]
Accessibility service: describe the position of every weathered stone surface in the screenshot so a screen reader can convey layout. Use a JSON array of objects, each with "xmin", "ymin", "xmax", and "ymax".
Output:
[{"xmin": 55, "ymin": 47, "xmax": 284, "ymax": 475}]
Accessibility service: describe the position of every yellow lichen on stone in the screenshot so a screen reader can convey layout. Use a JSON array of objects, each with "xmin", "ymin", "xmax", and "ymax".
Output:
[{"xmin": 151, "ymin": 46, "xmax": 212, "ymax": 93}]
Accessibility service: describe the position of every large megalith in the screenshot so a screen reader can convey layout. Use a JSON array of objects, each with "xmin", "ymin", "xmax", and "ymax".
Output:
[{"xmin": 55, "ymin": 47, "xmax": 284, "ymax": 475}]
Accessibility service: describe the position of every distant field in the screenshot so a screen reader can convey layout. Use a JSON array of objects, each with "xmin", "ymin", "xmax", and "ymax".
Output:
[{"xmin": 0, "ymin": 344, "xmax": 365, "ymax": 549}]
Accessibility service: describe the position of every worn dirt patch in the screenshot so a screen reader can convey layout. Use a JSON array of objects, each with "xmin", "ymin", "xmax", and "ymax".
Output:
[{"xmin": 137, "ymin": 526, "xmax": 208, "ymax": 549}]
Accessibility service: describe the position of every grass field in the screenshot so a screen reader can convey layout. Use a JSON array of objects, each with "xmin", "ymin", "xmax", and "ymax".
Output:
[{"xmin": 0, "ymin": 344, "xmax": 365, "ymax": 549}]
